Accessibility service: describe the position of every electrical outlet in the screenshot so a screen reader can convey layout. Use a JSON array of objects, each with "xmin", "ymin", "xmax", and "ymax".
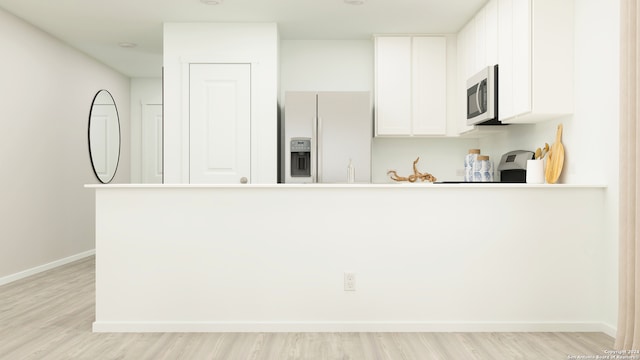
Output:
[{"xmin": 344, "ymin": 272, "xmax": 356, "ymax": 291}]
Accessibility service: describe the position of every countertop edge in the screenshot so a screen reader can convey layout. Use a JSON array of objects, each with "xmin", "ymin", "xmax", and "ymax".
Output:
[{"xmin": 85, "ymin": 183, "xmax": 608, "ymax": 189}]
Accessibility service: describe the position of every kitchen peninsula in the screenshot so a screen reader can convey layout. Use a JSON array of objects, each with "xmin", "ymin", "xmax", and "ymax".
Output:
[{"xmin": 88, "ymin": 183, "xmax": 609, "ymax": 334}]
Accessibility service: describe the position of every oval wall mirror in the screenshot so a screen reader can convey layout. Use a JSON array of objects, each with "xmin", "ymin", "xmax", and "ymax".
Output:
[{"xmin": 88, "ymin": 90, "xmax": 121, "ymax": 183}]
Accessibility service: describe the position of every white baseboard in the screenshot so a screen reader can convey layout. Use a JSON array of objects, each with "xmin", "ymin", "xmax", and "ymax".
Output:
[
  {"xmin": 600, "ymin": 323, "xmax": 617, "ymax": 338},
  {"xmin": 92, "ymin": 321, "xmax": 612, "ymax": 333},
  {"xmin": 0, "ymin": 249, "xmax": 95, "ymax": 287}
]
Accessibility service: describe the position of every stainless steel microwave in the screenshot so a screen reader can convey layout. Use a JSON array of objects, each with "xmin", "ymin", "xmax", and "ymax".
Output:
[{"xmin": 466, "ymin": 65, "xmax": 500, "ymax": 126}]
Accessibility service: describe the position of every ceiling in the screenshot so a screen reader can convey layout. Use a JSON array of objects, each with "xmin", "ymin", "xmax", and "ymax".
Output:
[{"xmin": 0, "ymin": 0, "xmax": 486, "ymax": 78}]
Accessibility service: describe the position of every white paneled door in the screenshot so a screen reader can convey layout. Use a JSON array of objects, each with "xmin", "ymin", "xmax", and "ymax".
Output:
[
  {"xmin": 189, "ymin": 63, "xmax": 251, "ymax": 184},
  {"xmin": 89, "ymin": 103, "xmax": 120, "ymax": 181},
  {"xmin": 142, "ymin": 104, "xmax": 163, "ymax": 184}
]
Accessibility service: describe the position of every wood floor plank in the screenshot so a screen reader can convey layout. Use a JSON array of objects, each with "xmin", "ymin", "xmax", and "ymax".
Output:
[{"xmin": 0, "ymin": 256, "xmax": 616, "ymax": 359}]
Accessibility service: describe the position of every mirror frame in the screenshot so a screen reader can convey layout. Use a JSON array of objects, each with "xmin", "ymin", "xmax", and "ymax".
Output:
[{"xmin": 88, "ymin": 89, "xmax": 121, "ymax": 184}]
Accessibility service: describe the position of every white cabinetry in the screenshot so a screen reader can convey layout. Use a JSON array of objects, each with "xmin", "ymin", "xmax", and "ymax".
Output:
[
  {"xmin": 457, "ymin": 0, "xmax": 573, "ymax": 128},
  {"xmin": 375, "ymin": 37, "xmax": 411, "ymax": 135},
  {"xmin": 457, "ymin": 21, "xmax": 476, "ymax": 134},
  {"xmin": 498, "ymin": 0, "xmax": 573, "ymax": 123},
  {"xmin": 469, "ymin": 0, "xmax": 499, "ymax": 78},
  {"xmin": 497, "ymin": 0, "xmax": 514, "ymax": 120},
  {"xmin": 457, "ymin": 0, "xmax": 498, "ymax": 134},
  {"xmin": 375, "ymin": 36, "xmax": 447, "ymax": 136},
  {"xmin": 484, "ymin": 0, "xmax": 499, "ymax": 68},
  {"xmin": 474, "ymin": 7, "xmax": 486, "ymax": 72}
]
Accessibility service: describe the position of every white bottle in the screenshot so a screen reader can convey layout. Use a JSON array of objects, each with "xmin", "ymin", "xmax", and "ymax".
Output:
[{"xmin": 347, "ymin": 159, "xmax": 355, "ymax": 183}]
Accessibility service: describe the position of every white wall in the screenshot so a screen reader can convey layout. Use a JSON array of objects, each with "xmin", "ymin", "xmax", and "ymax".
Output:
[
  {"xmin": 279, "ymin": 40, "xmax": 374, "ymax": 97},
  {"xmin": 130, "ymin": 78, "xmax": 162, "ymax": 183},
  {"xmin": 0, "ymin": 7, "xmax": 130, "ymax": 281},
  {"xmin": 163, "ymin": 23, "xmax": 279, "ymax": 184},
  {"xmin": 573, "ymin": 0, "xmax": 619, "ymax": 334},
  {"xmin": 371, "ymin": 137, "xmax": 479, "ymax": 183}
]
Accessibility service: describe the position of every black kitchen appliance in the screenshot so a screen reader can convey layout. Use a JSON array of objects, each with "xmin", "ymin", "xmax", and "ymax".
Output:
[{"xmin": 497, "ymin": 150, "xmax": 535, "ymax": 183}]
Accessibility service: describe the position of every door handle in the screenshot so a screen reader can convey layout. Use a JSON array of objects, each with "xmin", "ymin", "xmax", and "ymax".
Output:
[
  {"xmin": 478, "ymin": 79, "xmax": 487, "ymax": 113},
  {"xmin": 476, "ymin": 83, "xmax": 483, "ymax": 114}
]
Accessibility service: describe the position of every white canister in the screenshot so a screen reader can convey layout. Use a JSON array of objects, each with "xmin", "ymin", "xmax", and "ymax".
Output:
[
  {"xmin": 485, "ymin": 158, "xmax": 494, "ymax": 182},
  {"xmin": 464, "ymin": 149, "xmax": 481, "ymax": 182},
  {"xmin": 526, "ymin": 159, "xmax": 544, "ymax": 184},
  {"xmin": 473, "ymin": 155, "xmax": 494, "ymax": 182}
]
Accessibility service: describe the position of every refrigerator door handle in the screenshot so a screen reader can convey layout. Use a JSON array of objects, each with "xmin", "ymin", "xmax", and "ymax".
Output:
[
  {"xmin": 311, "ymin": 115, "xmax": 318, "ymax": 183},
  {"xmin": 316, "ymin": 115, "xmax": 323, "ymax": 183}
]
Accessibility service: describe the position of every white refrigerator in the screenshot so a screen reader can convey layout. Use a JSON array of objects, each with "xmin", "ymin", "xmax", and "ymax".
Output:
[{"xmin": 283, "ymin": 91, "xmax": 372, "ymax": 184}]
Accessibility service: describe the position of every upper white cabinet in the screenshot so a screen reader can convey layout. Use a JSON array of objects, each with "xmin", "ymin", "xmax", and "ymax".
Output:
[
  {"xmin": 467, "ymin": 0, "xmax": 499, "ymax": 79},
  {"xmin": 457, "ymin": 0, "xmax": 499, "ymax": 134},
  {"xmin": 498, "ymin": 0, "xmax": 573, "ymax": 123},
  {"xmin": 457, "ymin": 21, "xmax": 476, "ymax": 134},
  {"xmin": 457, "ymin": 0, "xmax": 573, "ymax": 128},
  {"xmin": 375, "ymin": 36, "xmax": 447, "ymax": 136},
  {"xmin": 484, "ymin": 0, "xmax": 499, "ymax": 69},
  {"xmin": 375, "ymin": 37, "xmax": 412, "ymax": 135}
]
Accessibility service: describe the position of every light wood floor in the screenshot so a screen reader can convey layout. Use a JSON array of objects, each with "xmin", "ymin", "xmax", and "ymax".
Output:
[{"xmin": 0, "ymin": 256, "xmax": 614, "ymax": 359}]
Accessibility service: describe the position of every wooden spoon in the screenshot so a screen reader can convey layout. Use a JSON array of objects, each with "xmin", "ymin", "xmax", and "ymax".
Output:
[
  {"xmin": 539, "ymin": 143, "xmax": 550, "ymax": 160},
  {"xmin": 545, "ymin": 125, "xmax": 565, "ymax": 184},
  {"xmin": 534, "ymin": 148, "xmax": 542, "ymax": 160}
]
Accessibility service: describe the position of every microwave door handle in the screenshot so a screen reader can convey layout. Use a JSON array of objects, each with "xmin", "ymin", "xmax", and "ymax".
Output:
[
  {"xmin": 475, "ymin": 84, "xmax": 483, "ymax": 115},
  {"xmin": 479, "ymin": 80, "xmax": 488, "ymax": 113}
]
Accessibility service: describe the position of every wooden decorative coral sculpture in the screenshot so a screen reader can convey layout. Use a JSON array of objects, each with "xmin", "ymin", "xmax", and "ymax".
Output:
[{"xmin": 387, "ymin": 157, "xmax": 437, "ymax": 183}]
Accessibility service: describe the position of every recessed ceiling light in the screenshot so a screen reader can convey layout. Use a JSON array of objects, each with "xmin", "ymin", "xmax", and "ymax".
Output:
[
  {"xmin": 200, "ymin": 0, "xmax": 223, "ymax": 4},
  {"xmin": 118, "ymin": 42, "xmax": 137, "ymax": 48},
  {"xmin": 344, "ymin": 0, "xmax": 365, "ymax": 4}
]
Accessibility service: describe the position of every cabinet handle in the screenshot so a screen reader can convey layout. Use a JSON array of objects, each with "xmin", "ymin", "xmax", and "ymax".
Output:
[{"xmin": 240, "ymin": 177, "xmax": 248, "ymax": 184}]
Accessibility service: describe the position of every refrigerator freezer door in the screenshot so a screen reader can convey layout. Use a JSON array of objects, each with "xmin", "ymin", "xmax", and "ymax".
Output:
[{"xmin": 284, "ymin": 92, "xmax": 317, "ymax": 183}]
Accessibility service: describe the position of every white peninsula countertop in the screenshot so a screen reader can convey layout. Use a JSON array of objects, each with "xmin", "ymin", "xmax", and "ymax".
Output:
[
  {"xmin": 86, "ymin": 182, "xmax": 606, "ymax": 189},
  {"xmin": 87, "ymin": 182, "xmax": 610, "ymax": 334}
]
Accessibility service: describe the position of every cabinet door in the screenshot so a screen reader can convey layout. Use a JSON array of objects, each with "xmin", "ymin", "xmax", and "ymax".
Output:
[
  {"xmin": 474, "ymin": 1, "xmax": 498, "ymax": 72},
  {"xmin": 498, "ymin": 0, "xmax": 514, "ymax": 120},
  {"xmin": 474, "ymin": 8, "xmax": 486, "ymax": 73},
  {"xmin": 512, "ymin": 0, "xmax": 532, "ymax": 117},
  {"xmin": 485, "ymin": 0, "xmax": 499, "ymax": 67},
  {"xmin": 189, "ymin": 63, "xmax": 251, "ymax": 184},
  {"xmin": 462, "ymin": 22, "xmax": 477, "ymax": 80},
  {"xmin": 412, "ymin": 37, "xmax": 447, "ymax": 135},
  {"xmin": 375, "ymin": 37, "xmax": 412, "ymax": 135},
  {"xmin": 458, "ymin": 21, "xmax": 476, "ymax": 134}
]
